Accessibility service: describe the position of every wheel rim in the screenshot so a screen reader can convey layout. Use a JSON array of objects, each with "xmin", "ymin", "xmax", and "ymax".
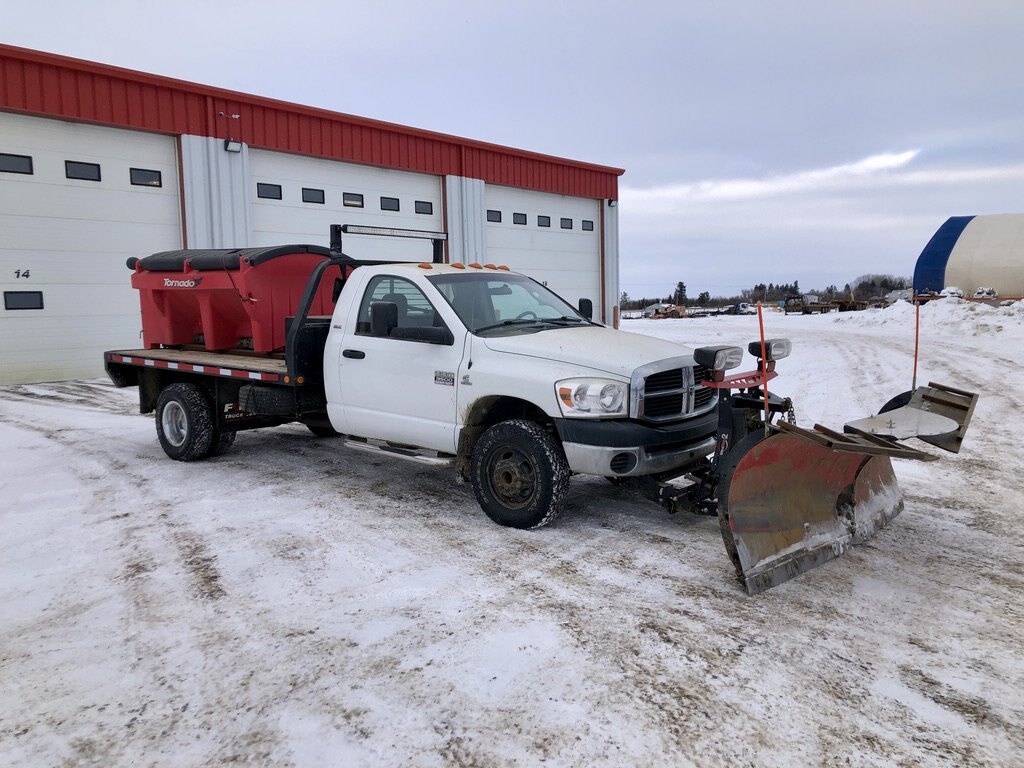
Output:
[
  {"xmin": 161, "ymin": 401, "xmax": 188, "ymax": 448},
  {"xmin": 486, "ymin": 444, "xmax": 537, "ymax": 509}
]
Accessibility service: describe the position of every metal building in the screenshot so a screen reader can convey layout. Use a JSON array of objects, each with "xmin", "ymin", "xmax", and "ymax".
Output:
[
  {"xmin": 913, "ymin": 214, "xmax": 1024, "ymax": 299},
  {"xmin": 0, "ymin": 44, "xmax": 623, "ymax": 384}
]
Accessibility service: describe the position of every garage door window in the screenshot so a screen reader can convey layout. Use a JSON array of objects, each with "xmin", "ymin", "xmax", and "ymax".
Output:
[
  {"xmin": 538, "ymin": 215, "xmax": 551, "ymax": 227},
  {"xmin": 257, "ymin": 183, "xmax": 282, "ymax": 200},
  {"xmin": 0, "ymin": 153, "xmax": 33, "ymax": 174},
  {"xmin": 486, "ymin": 210, "xmax": 502, "ymax": 223},
  {"xmin": 380, "ymin": 196, "xmax": 400, "ymax": 211},
  {"xmin": 343, "ymin": 193, "xmax": 364, "ymax": 208},
  {"xmin": 130, "ymin": 168, "xmax": 162, "ymax": 187},
  {"xmin": 415, "ymin": 200, "xmax": 433, "ymax": 215},
  {"xmin": 302, "ymin": 188, "xmax": 325, "ymax": 204},
  {"xmin": 4, "ymin": 291, "xmax": 44, "ymax": 310},
  {"xmin": 513, "ymin": 213, "xmax": 527, "ymax": 225},
  {"xmin": 560, "ymin": 218, "xmax": 573, "ymax": 229},
  {"xmin": 65, "ymin": 160, "xmax": 101, "ymax": 182},
  {"xmin": 582, "ymin": 220, "xmax": 594, "ymax": 231}
]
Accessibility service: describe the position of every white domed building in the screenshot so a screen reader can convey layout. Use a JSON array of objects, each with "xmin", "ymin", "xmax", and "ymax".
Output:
[{"xmin": 914, "ymin": 214, "xmax": 1024, "ymax": 299}]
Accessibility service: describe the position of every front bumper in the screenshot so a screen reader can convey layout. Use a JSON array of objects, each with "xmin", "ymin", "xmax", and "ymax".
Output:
[{"xmin": 554, "ymin": 411, "xmax": 718, "ymax": 478}]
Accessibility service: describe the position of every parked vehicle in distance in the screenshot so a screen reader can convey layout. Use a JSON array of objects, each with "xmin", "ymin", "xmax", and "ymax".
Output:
[{"xmin": 783, "ymin": 295, "xmax": 835, "ymax": 315}]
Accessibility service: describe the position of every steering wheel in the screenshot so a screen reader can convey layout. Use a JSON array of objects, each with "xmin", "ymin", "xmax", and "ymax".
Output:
[{"xmin": 515, "ymin": 310, "xmax": 538, "ymax": 320}]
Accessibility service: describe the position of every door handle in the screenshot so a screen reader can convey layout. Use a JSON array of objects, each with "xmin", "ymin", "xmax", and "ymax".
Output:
[{"xmin": 342, "ymin": 349, "xmax": 366, "ymax": 359}]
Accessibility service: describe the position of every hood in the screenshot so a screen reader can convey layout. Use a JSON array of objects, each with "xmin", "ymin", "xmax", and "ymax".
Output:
[{"xmin": 481, "ymin": 326, "xmax": 694, "ymax": 379}]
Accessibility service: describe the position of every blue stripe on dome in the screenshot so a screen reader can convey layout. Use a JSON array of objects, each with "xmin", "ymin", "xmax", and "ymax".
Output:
[{"xmin": 913, "ymin": 216, "xmax": 975, "ymax": 294}]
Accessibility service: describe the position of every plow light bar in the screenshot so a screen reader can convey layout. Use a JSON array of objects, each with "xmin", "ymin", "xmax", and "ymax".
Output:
[
  {"xmin": 747, "ymin": 338, "xmax": 792, "ymax": 361},
  {"xmin": 694, "ymin": 345, "xmax": 744, "ymax": 371},
  {"xmin": 339, "ymin": 224, "xmax": 447, "ymax": 240}
]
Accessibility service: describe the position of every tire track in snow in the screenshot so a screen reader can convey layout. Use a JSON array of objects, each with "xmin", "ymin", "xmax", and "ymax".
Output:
[{"xmin": 0, "ymin": 401, "xmax": 298, "ymax": 764}]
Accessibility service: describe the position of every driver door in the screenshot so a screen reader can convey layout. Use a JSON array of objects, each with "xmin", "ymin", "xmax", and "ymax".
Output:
[{"xmin": 337, "ymin": 274, "xmax": 467, "ymax": 452}]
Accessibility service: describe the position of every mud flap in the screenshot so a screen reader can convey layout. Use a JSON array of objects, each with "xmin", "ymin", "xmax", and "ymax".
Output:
[{"xmin": 717, "ymin": 431, "xmax": 904, "ymax": 595}]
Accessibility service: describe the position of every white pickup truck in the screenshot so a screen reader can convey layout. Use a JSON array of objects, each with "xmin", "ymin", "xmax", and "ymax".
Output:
[{"xmin": 106, "ymin": 225, "xmax": 733, "ymax": 531}]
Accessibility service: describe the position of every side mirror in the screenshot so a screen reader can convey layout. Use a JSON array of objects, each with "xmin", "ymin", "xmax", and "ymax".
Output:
[
  {"xmin": 578, "ymin": 297, "xmax": 593, "ymax": 320},
  {"xmin": 370, "ymin": 301, "xmax": 398, "ymax": 337}
]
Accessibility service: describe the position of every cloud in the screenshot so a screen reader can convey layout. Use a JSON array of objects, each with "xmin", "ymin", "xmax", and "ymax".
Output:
[
  {"xmin": 621, "ymin": 150, "xmax": 920, "ymax": 206},
  {"xmin": 621, "ymin": 151, "xmax": 1024, "ymax": 211},
  {"xmin": 616, "ymin": 150, "xmax": 1024, "ymax": 296}
]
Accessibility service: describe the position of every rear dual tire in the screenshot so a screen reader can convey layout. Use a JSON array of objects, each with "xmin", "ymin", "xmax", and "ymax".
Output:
[{"xmin": 155, "ymin": 383, "xmax": 234, "ymax": 461}]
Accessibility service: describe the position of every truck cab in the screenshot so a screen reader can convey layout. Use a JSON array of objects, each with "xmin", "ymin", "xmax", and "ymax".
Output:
[{"xmin": 322, "ymin": 261, "xmax": 720, "ymax": 527}]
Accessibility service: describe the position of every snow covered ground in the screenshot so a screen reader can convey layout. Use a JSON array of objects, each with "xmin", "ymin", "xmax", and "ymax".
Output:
[{"xmin": 1, "ymin": 300, "xmax": 1022, "ymax": 767}]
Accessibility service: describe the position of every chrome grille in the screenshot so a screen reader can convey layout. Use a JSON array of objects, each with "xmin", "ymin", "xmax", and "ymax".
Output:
[
  {"xmin": 693, "ymin": 365, "xmax": 714, "ymax": 409},
  {"xmin": 645, "ymin": 368, "xmax": 683, "ymax": 393},
  {"xmin": 636, "ymin": 363, "xmax": 717, "ymax": 422},
  {"xmin": 644, "ymin": 392, "xmax": 685, "ymax": 418}
]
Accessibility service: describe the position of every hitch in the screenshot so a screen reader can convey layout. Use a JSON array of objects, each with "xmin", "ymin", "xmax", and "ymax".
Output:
[{"xmin": 632, "ymin": 463, "xmax": 718, "ymax": 516}]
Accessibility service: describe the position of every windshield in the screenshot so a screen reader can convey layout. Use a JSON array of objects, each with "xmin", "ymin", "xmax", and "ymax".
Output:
[{"xmin": 427, "ymin": 273, "xmax": 591, "ymax": 335}]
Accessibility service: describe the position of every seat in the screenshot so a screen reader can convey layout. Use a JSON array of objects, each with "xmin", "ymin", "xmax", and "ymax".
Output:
[{"xmin": 380, "ymin": 292, "xmax": 409, "ymax": 324}]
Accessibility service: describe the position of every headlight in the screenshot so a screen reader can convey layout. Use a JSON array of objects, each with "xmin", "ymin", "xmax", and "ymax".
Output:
[{"xmin": 556, "ymin": 378, "xmax": 628, "ymax": 418}]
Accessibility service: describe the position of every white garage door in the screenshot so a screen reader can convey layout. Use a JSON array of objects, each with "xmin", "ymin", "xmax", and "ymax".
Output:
[
  {"xmin": 249, "ymin": 149, "xmax": 443, "ymax": 263},
  {"xmin": 483, "ymin": 185, "xmax": 602, "ymax": 310},
  {"xmin": 0, "ymin": 112, "xmax": 182, "ymax": 384}
]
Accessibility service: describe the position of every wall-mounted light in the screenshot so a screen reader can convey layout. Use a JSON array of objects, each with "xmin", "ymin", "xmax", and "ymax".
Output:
[
  {"xmin": 224, "ymin": 139, "xmax": 243, "ymax": 153},
  {"xmin": 608, "ymin": 199, "xmax": 617, "ymax": 207}
]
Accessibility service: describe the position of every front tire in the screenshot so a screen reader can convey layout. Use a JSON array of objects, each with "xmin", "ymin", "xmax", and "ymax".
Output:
[
  {"xmin": 470, "ymin": 419, "xmax": 570, "ymax": 529},
  {"xmin": 156, "ymin": 383, "xmax": 215, "ymax": 461}
]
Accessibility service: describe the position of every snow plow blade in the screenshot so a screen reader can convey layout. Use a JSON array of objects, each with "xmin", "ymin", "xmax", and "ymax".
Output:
[
  {"xmin": 845, "ymin": 382, "xmax": 979, "ymax": 454},
  {"xmin": 718, "ymin": 422, "xmax": 938, "ymax": 595}
]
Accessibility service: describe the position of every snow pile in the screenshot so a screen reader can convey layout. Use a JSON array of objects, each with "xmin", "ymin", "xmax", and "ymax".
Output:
[
  {"xmin": 832, "ymin": 298, "xmax": 1024, "ymax": 331},
  {"xmin": 822, "ymin": 299, "xmax": 1024, "ymax": 363},
  {"xmin": 829, "ymin": 300, "xmax": 917, "ymax": 328},
  {"xmin": 921, "ymin": 297, "xmax": 1024, "ymax": 339}
]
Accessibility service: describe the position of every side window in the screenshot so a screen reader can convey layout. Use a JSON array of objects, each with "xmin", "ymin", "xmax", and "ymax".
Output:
[{"xmin": 355, "ymin": 276, "xmax": 442, "ymax": 337}]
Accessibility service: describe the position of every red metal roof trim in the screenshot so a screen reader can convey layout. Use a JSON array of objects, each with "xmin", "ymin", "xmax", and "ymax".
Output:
[{"xmin": 1, "ymin": 44, "xmax": 622, "ymax": 200}]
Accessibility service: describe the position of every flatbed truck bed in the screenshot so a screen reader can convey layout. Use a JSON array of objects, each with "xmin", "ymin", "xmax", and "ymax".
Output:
[{"xmin": 105, "ymin": 348, "xmax": 288, "ymax": 383}]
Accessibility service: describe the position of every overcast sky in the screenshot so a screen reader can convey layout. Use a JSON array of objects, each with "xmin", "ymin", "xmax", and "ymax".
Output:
[{"xmin": 7, "ymin": 1, "xmax": 1024, "ymax": 298}]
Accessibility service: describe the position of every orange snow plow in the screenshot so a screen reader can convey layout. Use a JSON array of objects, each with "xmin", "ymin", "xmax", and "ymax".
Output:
[
  {"xmin": 689, "ymin": 307, "xmax": 982, "ymax": 593},
  {"xmin": 646, "ymin": 333, "xmax": 979, "ymax": 594},
  {"xmin": 716, "ymin": 381, "xmax": 977, "ymax": 594}
]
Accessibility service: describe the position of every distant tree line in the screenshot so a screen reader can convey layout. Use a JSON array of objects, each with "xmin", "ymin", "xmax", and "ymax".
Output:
[{"xmin": 620, "ymin": 274, "xmax": 910, "ymax": 310}]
